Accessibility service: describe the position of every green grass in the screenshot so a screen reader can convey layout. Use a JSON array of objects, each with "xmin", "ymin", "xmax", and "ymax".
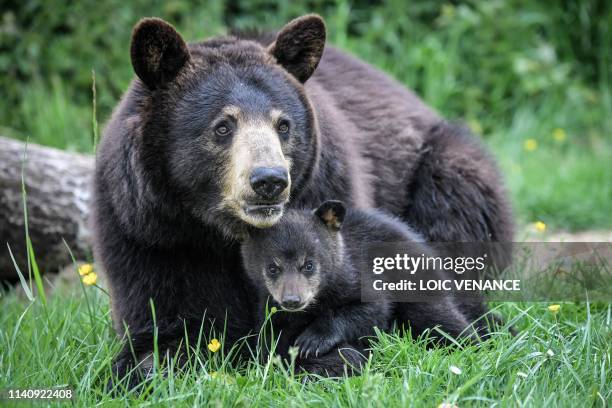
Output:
[
  {"xmin": 488, "ymin": 101, "xmax": 612, "ymax": 231},
  {"xmin": 0, "ymin": 282, "xmax": 610, "ymax": 407}
]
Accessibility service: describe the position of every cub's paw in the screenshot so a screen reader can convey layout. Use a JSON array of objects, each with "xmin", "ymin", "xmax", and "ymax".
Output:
[
  {"xmin": 106, "ymin": 354, "xmax": 156, "ymax": 394},
  {"xmin": 294, "ymin": 324, "xmax": 342, "ymax": 359}
]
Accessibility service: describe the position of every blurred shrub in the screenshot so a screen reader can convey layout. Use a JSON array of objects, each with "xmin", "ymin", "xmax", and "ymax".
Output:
[
  {"xmin": 0, "ymin": 0, "xmax": 226, "ymax": 149},
  {"xmin": 0, "ymin": 0, "xmax": 609, "ymax": 150}
]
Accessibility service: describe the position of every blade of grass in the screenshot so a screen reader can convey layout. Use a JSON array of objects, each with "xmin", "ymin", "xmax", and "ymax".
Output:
[
  {"xmin": 20, "ymin": 140, "xmax": 32, "ymax": 290},
  {"xmin": 6, "ymin": 243, "xmax": 33, "ymax": 301},
  {"xmin": 20, "ymin": 139, "xmax": 46, "ymax": 305},
  {"xmin": 26, "ymin": 236, "xmax": 46, "ymax": 305},
  {"xmin": 62, "ymin": 238, "xmax": 96, "ymax": 335},
  {"xmin": 91, "ymin": 69, "xmax": 99, "ymax": 152}
]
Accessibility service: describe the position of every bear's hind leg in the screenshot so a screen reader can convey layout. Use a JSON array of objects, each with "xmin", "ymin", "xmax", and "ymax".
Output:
[
  {"xmin": 403, "ymin": 121, "xmax": 513, "ymax": 243},
  {"xmin": 400, "ymin": 121, "xmax": 514, "ymax": 334}
]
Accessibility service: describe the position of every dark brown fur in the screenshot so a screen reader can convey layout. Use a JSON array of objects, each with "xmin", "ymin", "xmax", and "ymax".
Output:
[{"xmin": 93, "ymin": 15, "xmax": 513, "ymax": 386}]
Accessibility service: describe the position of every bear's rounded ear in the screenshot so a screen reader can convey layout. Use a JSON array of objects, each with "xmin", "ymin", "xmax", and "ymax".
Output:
[
  {"xmin": 314, "ymin": 200, "xmax": 346, "ymax": 231},
  {"xmin": 268, "ymin": 14, "xmax": 326, "ymax": 83},
  {"xmin": 130, "ymin": 18, "xmax": 190, "ymax": 90}
]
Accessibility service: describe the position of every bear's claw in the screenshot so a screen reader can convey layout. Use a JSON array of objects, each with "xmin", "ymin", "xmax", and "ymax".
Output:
[{"xmin": 294, "ymin": 325, "xmax": 342, "ymax": 359}]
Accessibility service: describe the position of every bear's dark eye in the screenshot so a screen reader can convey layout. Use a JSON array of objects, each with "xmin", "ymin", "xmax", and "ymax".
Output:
[
  {"xmin": 303, "ymin": 260, "xmax": 315, "ymax": 274},
  {"xmin": 277, "ymin": 119, "xmax": 290, "ymax": 135},
  {"xmin": 215, "ymin": 122, "xmax": 231, "ymax": 136},
  {"xmin": 267, "ymin": 264, "xmax": 280, "ymax": 277}
]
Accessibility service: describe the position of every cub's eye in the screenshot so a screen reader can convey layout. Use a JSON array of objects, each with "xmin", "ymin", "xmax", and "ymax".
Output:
[
  {"xmin": 277, "ymin": 119, "xmax": 290, "ymax": 134},
  {"xmin": 267, "ymin": 264, "xmax": 280, "ymax": 277},
  {"xmin": 303, "ymin": 261, "xmax": 315, "ymax": 273},
  {"xmin": 215, "ymin": 122, "xmax": 231, "ymax": 136}
]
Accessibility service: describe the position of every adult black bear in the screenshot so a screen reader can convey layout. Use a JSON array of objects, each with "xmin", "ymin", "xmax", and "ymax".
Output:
[{"xmin": 92, "ymin": 14, "xmax": 513, "ymax": 380}]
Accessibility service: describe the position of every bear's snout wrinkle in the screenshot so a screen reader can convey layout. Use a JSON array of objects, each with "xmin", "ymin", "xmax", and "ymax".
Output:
[{"xmin": 250, "ymin": 167, "xmax": 289, "ymax": 201}]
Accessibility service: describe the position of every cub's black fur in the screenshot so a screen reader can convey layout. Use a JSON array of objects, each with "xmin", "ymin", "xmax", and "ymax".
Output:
[
  {"xmin": 241, "ymin": 201, "xmax": 391, "ymax": 371},
  {"xmin": 241, "ymin": 201, "xmax": 480, "ymax": 374}
]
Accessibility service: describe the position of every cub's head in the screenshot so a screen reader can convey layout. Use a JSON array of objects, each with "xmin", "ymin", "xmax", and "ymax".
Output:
[
  {"xmin": 241, "ymin": 200, "xmax": 346, "ymax": 312},
  {"xmin": 128, "ymin": 15, "xmax": 326, "ymax": 237}
]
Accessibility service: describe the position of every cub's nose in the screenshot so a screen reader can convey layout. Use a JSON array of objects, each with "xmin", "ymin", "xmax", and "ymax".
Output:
[
  {"xmin": 281, "ymin": 295, "xmax": 302, "ymax": 310},
  {"xmin": 250, "ymin": 167, "xmax": 288, "ymax": 201}
]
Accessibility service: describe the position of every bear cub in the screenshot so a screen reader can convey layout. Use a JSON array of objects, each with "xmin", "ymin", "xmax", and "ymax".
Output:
[{"xmin": 241, "ymin": 200, "xmax": 424, "ymax": 361}]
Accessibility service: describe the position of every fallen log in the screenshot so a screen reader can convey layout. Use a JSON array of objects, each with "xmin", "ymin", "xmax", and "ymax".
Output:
[{"xmin": 0, "ymin": 136, "xmax": 93, "ymax": 281}]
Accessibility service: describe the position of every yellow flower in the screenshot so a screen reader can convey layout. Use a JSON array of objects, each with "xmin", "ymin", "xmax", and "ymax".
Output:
[
  {"xmin": 82, "ymin": 272, "xmax": 98, "ymax": 286},
  {"xmin": 552, "ymin": 128, "xmax": 566, "ymax": 142},
  {"xmin": 524, "ymin": 138, "xmax": 538, "ymax": 152},
  {"xmin": 208, "ymin": 338, "xmax": 221, "ymax": 353},
  {"xmin": 270, "ymin": 306, "xmax": 278, "ymax": 314},
  {"xmin": 78, "ymin": 263, "xmax": 94, "ymax": 276},
  {"xmin": 548, "ymin": 304, "xmax": 560, "ymax": 314},
  {"xmin": 534, "ymin": 221, "xmax": 546, "ymax": 233}
]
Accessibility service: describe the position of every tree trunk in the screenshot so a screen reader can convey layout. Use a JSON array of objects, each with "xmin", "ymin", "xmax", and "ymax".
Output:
[{"xmin": 0, "ymin": 136, "xmax": 93, "ymax": 281}]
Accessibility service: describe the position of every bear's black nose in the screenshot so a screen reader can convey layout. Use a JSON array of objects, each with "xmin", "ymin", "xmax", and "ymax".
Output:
[
  {"xmin": 281, "ymin": 295, "xmax": 302, "ymax": 310},
  {"xmin": 250, "ymin": 167, "xmax": 288, "ymax": 201}
]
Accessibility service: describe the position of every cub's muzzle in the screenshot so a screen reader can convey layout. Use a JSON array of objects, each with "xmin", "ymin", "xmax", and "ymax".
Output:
[{"xmin": 280, "ymin": 294, "xmax": 303, "ymax": 311}]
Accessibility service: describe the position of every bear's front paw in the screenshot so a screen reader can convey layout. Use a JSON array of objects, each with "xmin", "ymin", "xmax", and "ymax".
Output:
[{"xmin": 294, "ymin": 323, "xmax": 342, "ymax": 359}]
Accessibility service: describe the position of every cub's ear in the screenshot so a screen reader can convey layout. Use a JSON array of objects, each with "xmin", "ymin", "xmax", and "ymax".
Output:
[
  {"xmin": 130, "ymin": 18, "xmax": 190, "ymax": 89},
  {"xmin": 314, "ymin": 200, "xmax": 346, "ymax": 230},
  {"xmin": 268, "ymin": 14, "xmax": 326, "ymax": 83}
]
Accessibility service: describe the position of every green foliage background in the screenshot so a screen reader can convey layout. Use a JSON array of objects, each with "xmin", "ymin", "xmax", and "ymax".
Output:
[{"xmin": 1, "ymin": 0, "xmax": 610, "ymax": 229}]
